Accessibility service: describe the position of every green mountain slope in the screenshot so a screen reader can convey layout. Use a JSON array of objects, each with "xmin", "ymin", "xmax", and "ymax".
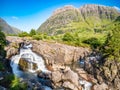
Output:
[
  {"xmin": 0, "ymin": 18, "xmax": 21, "ymax": 35},
  {"xmin": 37, "ymin": 4, "xmax": 120, "ymax": 35}
]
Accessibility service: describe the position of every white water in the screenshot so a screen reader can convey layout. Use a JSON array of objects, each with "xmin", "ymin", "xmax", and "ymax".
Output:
[
  {"xmin": 10, "ymin": 44, "xmax": 50, "ymax": 77},
  {"xmin": 79, "ymin": 79, "xmax": 92, "ymax": 90}
]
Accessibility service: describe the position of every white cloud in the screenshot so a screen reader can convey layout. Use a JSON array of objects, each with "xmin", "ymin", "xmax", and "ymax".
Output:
[
  {"xmin": 113, "ymin": 6, "xmax": 120, "ymax": 11},
  {"xmin": 12, "ymin": 16, "xmax": 19, "ymax": 20}
]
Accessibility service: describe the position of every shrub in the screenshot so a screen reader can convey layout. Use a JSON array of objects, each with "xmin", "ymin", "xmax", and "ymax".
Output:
[
  {"xmin": 18, "ymin": 32, "xmax": 29, "ymax": 37},
  {"xmin": 83, "ymin": 37, "xmax": 101, "ymax": 48},
  {"xmin": 32, "ymin": 35, "xmax": 43, "ymax": 40},
  {"xmin": 62, "ymin": 32, "xmax": 74, "ymax": 41}
]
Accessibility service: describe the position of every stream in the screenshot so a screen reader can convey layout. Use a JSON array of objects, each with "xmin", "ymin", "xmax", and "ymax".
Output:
[
  {"xmin": 10, "ymin": 43, "xmax": 52, "ymax": 90},
  {"xmin": 10, "ymin": 43, "xmax": 92, "ymax": 90}
]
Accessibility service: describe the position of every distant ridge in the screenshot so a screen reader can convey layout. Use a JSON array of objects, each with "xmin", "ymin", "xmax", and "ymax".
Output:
[{"xmin": 0, "ymin": 17, "xmax": 21, "ymax": 34}]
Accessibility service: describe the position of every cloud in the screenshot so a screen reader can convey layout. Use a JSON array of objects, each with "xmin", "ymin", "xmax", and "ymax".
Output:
[
  {"xmin": 113, "ymin": 6, "xmax": 120, "ymax": 11},
  {"xmin": 12, "ymin": 16, "xmax": 19, "ymax": 20}
]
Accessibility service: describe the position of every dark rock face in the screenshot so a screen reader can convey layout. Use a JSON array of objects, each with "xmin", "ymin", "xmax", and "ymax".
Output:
[
  {"xmin": 82, "ymin": 51, "xmax": 120, "ymax": 90},
  {"xmin": 101, "ymin": 60, "xmax": 120, "ymax": 90},
  {"xmin": 79, "ymin": 4, "xmax": 119, "ymax": 20}
]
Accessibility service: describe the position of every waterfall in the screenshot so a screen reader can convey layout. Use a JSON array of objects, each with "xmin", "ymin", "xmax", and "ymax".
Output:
[{"xmin": 10, "ymin": 43, "xmax": 50, "ymax": 77}]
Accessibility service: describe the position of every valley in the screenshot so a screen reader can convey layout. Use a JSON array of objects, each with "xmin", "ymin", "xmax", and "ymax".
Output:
[{"xmin": 0, "ymin": 4, "xmax": 120, "ymax": 90}]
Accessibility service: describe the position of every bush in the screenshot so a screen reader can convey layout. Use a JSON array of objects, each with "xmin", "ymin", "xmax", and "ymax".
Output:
[
  {"xmin": 83, "ymin": 37, "xmax": 101, "ymax": 48},
  {"xmin": 32, "ymin": 35, "xmax": 43, "ymax": 40},
  {"xmin": 62, "ymin": 32, "xmax": 74, "ymax": 41},
  {"xmin": 18, "ymin": 32, "xmax": 29, "ymax": 37}
]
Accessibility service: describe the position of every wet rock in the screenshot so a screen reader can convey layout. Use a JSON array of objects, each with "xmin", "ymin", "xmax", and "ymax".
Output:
[
  {"xmin": 37, "ymin": 72, "xmax": 51, "ymax": 79},
  {"xmin": 62, "ymin": 81, "xmax": 78, "ymax": 90},
  {"xmin": 0, "ymin": 86, "xmax": 6, "ymax": 90},
  {"xmin": 19, "ymin": 58, "xmax": 38, "ymax": 71}
]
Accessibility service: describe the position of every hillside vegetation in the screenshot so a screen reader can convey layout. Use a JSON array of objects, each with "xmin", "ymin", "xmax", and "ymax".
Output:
[{"xmin": 18, "ymin": 4, "xmax": 120, "ymax": 49}]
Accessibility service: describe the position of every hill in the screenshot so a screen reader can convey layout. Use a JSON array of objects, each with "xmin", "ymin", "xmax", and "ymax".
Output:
[
  {"xmin": 37, "ymin": 4, "xmax": 120, "ymax": 35},
  {"xmin": 0, "ymin": 18, "xmax": 21, "ymax": 35}
]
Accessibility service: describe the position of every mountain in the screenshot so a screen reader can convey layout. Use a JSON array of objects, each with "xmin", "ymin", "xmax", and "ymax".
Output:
[
  {"xmin": 0, "ymin": 18, "xmax": 21, "ymax": 34},
  {"xmin": 37, "ymin": 4, "xmax": 120, "ymax": 35}
]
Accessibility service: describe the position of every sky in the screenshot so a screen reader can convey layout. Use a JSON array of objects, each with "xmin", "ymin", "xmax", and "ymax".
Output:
[{"xmin": 0, "ymin": 0, "xmax": 120, "ymax": 32}]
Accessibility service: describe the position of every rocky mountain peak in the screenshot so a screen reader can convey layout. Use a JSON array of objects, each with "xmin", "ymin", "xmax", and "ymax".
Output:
[
  {"xmin": 79, "ymin": 4, "xmax": 120, "ymax": 19},
  {"xmin": 52, "ymin": 5, "xmax": 78, "ymax": 16}
]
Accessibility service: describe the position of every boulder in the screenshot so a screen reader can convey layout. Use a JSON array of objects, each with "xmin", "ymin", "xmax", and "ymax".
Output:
[
  {"xmin": 62, "ymin": 68, "xmax": 79, "ymax": 86},
  {"xmin": 51, "ymin": 71, "xmax": 62, "ymax": 83},
  {"xmin": 6, "ymin": 47, "xmax": 18, "ymax": 59}
]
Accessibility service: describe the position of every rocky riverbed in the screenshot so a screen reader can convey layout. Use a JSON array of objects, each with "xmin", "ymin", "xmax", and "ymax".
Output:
[{"xmin": 2, "ymin": 36, "xmax": 120, "ymax": 90}]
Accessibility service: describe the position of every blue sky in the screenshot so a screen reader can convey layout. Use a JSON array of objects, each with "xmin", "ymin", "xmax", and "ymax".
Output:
[{"xmin": 0, "ymin": 0, "xmax": 120, "ymax": 32}]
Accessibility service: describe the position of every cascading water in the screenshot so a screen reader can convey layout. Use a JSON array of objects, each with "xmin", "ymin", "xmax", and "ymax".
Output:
[
  {"xmin": 79, "ymin": 79, "xmax": 92, "ymax": 90},
  {"xmin": 10, "ymin": 43, "xmax": 50, "ymax": 77},
  {"xmin": 10, "ymin": 43, "xmax": 52, "ymax": 90}
]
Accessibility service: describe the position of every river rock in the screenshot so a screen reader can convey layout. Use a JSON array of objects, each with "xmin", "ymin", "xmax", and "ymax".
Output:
[
  {"xmin": 51, "ymin": 70, "xmax": 62, "ymax": 83},
  {"xmin": 62, "ymin": 68, "xmax": 79, "ymax": 86},
  {"xmin": 19, "ymin": 58, "xmax": 38, "ymax": 71},
  {"xmin": 92, "ymin": 83, "xmax": 108, "ymax": 90},
  {"xmin": 76, "ymin": 68, "xmax": 97, "ymax": 84},
  {"xmin": 6, "ymin": 47, "xmax": 18, "ymax": 59}
]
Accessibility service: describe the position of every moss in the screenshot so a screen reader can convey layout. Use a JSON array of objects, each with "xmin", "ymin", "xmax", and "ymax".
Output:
[
  {"xmin": 19, "ymin": 58, "xmax": 38, "ymax": 71},
  {"xmin": 19, "ymin": 58, "xmax": 28, "ymax": 71}
]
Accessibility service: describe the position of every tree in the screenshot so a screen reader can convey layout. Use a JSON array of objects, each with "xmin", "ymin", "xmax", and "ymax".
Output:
[
  {"xmin": 102, "ymin": 24, "xmax": 120, "ymax": 61},
  {"xmin": 0, "ymin": 29, "xmax": 6, "ymax": 58},
  {"xmin": 29, "ymin": 29, "xmax": 36, "ymax": 36}
]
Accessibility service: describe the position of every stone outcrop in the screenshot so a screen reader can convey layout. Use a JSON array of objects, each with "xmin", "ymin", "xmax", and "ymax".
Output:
[
  {"xmin": 53, "ymin": 5, "xmax": 78, "ymax": 16},
  {"xmin": 31, "ymin": 40, "xmax": 89, "ymax": 67},
  {"xmin": 5, "ymin": 36, "xmax": 23, "ymax": 58}
]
